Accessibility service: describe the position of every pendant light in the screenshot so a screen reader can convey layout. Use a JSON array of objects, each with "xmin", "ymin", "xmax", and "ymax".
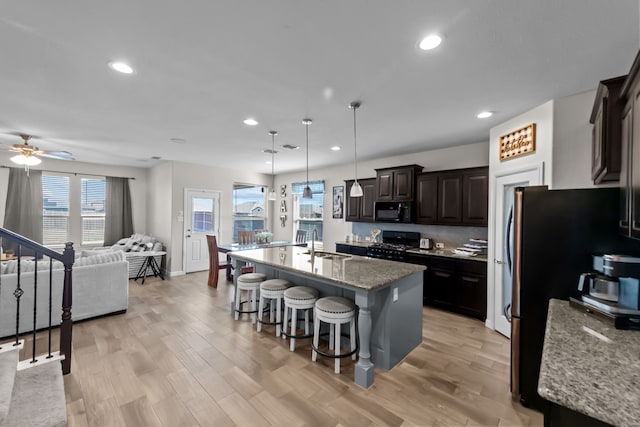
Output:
[
  {"xmin": 267, "ymin": 130, "xmax": 277, "ymax": 201},
  {"xmin": 302, "ymin": 118, "xmax": 313, "ymax": 199},
  {"xmin": 349, "ymin": 101, "xmax": 363, "ymax": 197}
]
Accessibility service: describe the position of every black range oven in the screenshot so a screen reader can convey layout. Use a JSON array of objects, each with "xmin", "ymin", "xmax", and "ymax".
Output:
[{"xmin": 366, "ymin": 230, "xmax": 420, "ymax": 261}]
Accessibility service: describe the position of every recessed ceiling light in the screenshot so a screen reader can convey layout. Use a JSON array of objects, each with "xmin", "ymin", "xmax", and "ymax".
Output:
[
  {"xmin": 265, "ymin": 161, "xmax": 272, "ymax": 164},
  {"xmin": 331, "ymin": 146, "xmax": 341, "ymax": 151},
  {"xmin": 108, "ymin": 61, "xmax": 134, "ymax": 74},
  {"xmin": 419, "ymin": 35, "xmax": 442, "ymax": 51},
  {"xmin": 243, "ymin": 118, "xmax": 258, "ymax": 126},
  {"xmin": 477, "ymin": 111, "xmax": 494, "ymax": 119}
]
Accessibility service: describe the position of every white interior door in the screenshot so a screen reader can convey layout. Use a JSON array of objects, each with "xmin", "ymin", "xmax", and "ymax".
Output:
[
  {"xmin": 493, "ymin": 166, "xmax": 542, "ymax": 337},
  {"xmin": 185, "ymin": 189, "xmax": 220, "ymax": 273}
]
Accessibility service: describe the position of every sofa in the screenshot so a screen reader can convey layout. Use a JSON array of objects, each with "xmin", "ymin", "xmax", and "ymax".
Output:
[
  {"xmin": 101, "ymin": 233, "xmax": 164, "ymax": 279},
  {"xmin": 0, "ymin": 250, "xmax": 129, "ymax": 338}
]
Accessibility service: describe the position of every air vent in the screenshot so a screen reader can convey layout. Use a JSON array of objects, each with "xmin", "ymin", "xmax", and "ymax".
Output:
[
  {"xmin": 151, "ymin": 156, "xmax": 162, "ymax": 160},
  {"xmin": 281, "ymin": 144, "xmax": 300, "ymax": 150},
  {"xmin": 262, "ymin": 149, "xmax": 278, "ymax": 154}
]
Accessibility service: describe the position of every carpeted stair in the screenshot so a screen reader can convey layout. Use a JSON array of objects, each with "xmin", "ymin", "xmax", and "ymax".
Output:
[{"xmin": 0, "ymin": 345, "xmax": 66, "ymax": 427}]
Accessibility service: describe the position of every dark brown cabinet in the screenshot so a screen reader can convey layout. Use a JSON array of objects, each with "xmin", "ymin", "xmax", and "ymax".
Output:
[
  {"xmin": 375, "ymin": 165, "xmax": 423, "ymax": 202},
  {"xmin": 590, "ymin": 76, "xmax": 625, "ymax": 184},
  {"xmin": 345, "ymin": 178, "xmax": 376, "ymax": 222},
  {"xmin": 406, "ymin": 252, "xmax": 487, "ymax": 320},
  {"xmin": 335, "ymin": 243, "xmax": 368, "ymax": 256},
  {"xmin": 416, "ymin": 166, "xmax": 489, "ymax": 226},
  {"xmin": 618, "ymin": 50, "xmax": 640, "ymax": 239},
  {"xmin": 415, "ymin": 173, "xmax": 438, "ymax": 223}
]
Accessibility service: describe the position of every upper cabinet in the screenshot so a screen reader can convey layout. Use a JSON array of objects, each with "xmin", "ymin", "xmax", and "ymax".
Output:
[
  {"xmin": 416, "ymin": 166, "xmax": 489, "ymax": 226},
  {"xmin": 619, "ymin": 51, "xmax": 640, "ymax": 239},
  {"xmin": 591, "ymin": 76, "xmax": 626, "ymax": 184},
  {"xmin": 375, "ymin": 165, "xmax": 423, "ymax": 201},
  {"xmin": 345, "ymin": 178, "xmax": 376, "ymax": 223}
]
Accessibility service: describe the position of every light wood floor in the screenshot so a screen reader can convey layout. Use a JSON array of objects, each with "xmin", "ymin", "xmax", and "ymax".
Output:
[{"xmin": 55, "ymin": 272, "xmax": 542, "ymax": 426}]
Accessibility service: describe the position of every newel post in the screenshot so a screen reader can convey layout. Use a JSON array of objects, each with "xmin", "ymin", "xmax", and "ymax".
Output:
[{"xmin": 60, "ymin": 242, "xmax": 75, "ymax": 374}]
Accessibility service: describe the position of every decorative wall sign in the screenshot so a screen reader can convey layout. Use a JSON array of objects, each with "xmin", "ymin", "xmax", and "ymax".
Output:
[
  {"xmin": 280, "ymin": 184, "xmax": 287, "ymax": 198},
  {"xmin": 499, "ymin": 123, "xmax": 536, "ymax": 161},
  {"xmin": 279, "ymin": 214, "xmax": 287, "ymax": 227},
  {"xmin": 280, "ymin": 199, "xmax": 287, "ymax": 213},
  {"xmin": 332, "ymin": 186, "xmax": 344, "ymax": 219}
]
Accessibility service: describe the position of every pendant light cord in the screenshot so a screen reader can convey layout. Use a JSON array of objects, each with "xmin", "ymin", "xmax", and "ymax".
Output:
[
  {"xmin": 353, "ymin": 105, "xmax": 358, "ymax": 182},
  {"xmin": 305, "ymin": 121, "xmax": 309, "ymax": 186},
  {"xmin": 271, "ymin": 132, "xmax": 275, "ymax": 190}
]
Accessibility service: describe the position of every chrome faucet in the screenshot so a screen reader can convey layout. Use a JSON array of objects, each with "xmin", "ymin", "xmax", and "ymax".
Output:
[{"xmin": 311, "ymin": 228, "xmax": 318, "ymax": 257}]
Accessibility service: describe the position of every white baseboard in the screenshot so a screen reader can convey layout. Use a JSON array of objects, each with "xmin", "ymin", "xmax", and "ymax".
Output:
[{"xmin": 169, "ymin": 270, "xmax": 185, "ymax": 277}]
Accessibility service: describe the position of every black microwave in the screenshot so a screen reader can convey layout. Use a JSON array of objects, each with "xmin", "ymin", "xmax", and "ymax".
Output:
[{"xmin": 374, "ymin": 201, "xmax": 413, "ymax": 223}]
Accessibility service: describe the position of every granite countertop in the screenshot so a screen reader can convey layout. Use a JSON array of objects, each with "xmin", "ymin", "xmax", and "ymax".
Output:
[
  {"xmin": 335, "ymin": 241, "xmax": 487, "ymax": 262},
  {"xmin": 538, "ymin": 299, "xmax": 640, "ymax": 426},
  {"xmin": 228, "ymin": 246, "xmax": 425, "ymax": 291}
]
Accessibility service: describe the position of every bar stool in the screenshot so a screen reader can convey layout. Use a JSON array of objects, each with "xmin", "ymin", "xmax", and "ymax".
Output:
[
  {"xmin": 257, "ymin": 279, "xmax": 292, "ymax": 335},
  {"xmin": 282, "ymin": 286, "xmax": 319, "ymax": 351},
  {"xmin": 235, "ymin": 273, "xmax": 267, "ymax": 322},
  {"xmin": 312, "ymin": 296, "xmax": 357, "ymax": 374}
]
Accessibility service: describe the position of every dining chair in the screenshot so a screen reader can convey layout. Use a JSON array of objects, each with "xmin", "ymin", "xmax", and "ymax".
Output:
[
  {"xmin": 295, "ymin": 229, "xmax": 307, "ymax": 243},
  {"xmin": 238, "ymin": 231, "xmax": 255, "ymax": 245},
  {"xmin": 206, "ymin": 235, "xmax": 226, "ymax": 288},
  {"xmin": 237, "ymin": 231, "xmax": 255, "ymax": 273}
]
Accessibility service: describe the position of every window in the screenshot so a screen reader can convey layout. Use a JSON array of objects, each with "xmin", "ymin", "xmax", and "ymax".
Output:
[
  {"xmin": 292, "ymin": 180, "xmax": 324, "ymax": 242},
  {"xmin": 232, "ymin": 184, "xmax": 266, "ymax": 242},
  {"xmin": 80, "ymin": 178, "xmax": 106, "ymax": 245},
  {"xmin": 42, "ymin": 175, "xmax": 70, "ymax": 245},
  {"xmin": 42, "ymin": 174, "xmax": 106, "ymax": 247}
]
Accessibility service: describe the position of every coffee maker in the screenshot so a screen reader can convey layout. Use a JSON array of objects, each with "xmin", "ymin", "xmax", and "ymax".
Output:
[{"xmin": 574, "ymin": 254, "xmax": 640, "ymax": 329}]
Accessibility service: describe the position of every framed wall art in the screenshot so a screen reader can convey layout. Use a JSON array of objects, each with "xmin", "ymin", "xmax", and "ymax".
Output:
[{"xmin": 332, "ymin": 186, "xmax": 344, "ymax": 219}]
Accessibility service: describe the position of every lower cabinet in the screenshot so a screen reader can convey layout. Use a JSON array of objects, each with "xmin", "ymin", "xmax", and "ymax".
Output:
[
  {"xmin": 407, "ymin": 253, "xmax": 487, "ymax": 320},
  {"xmin": 335, "ymin": 243, "xmax": 368, "ymax": 256}
]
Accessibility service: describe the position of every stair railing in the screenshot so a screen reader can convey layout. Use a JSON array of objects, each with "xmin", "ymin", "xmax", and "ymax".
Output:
[{"xmin": 0, "ymin": 227, "xmax": 74, "ymax": 375}]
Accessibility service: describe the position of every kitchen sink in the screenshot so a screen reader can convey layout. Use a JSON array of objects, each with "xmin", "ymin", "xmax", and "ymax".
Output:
[{"xmin": 303, "ymin": 250, "xmax": 351, "ymax": 260}]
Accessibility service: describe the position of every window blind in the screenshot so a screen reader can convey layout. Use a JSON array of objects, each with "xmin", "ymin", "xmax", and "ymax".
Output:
[{"xmin": 42, "ymin": 175, "xmax": 70, "ymax": 245}]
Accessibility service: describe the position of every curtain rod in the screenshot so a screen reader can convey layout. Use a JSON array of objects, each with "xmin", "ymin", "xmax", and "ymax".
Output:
[{"xmin": 1, "ymin": 165, "xmax": 136, "ymax": 180}]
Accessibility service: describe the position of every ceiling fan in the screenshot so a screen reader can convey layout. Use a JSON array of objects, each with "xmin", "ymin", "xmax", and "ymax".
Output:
[{"xmin": 1, "ymin": 133, "xmax": 74, "ymax": 169}]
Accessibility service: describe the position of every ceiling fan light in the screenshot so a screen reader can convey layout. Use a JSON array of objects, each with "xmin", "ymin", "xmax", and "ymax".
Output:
[
  {"xmin": 11, "ymin": 154, "xmax": 41, "ymax": 166},
  {"xmin": 302, "ymin": 185, "xmax": 312, "ymax": 199},
  {"xmin": 350, "ymin": 181, "xmax": 363, "ymax": 197}
]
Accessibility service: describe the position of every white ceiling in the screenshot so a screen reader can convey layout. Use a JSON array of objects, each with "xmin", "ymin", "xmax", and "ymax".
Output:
[{"xmin": 0, "ymin": 1, "xmax": 638, "ymax": 174}]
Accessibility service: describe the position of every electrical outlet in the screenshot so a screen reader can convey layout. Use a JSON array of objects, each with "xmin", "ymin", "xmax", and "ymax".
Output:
[
  {"xmin": 393, "ymin": 288, "xmax": 399, "ymax": 302},
  {"xmin": 435, "ymin": 242, "xmax": 445, "ymax": 249}
]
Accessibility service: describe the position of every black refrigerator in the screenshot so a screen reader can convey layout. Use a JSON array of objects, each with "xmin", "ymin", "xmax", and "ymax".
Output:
[{"xmin": 509, "ymin": 186, "xmax": 640, "ymax": 410}]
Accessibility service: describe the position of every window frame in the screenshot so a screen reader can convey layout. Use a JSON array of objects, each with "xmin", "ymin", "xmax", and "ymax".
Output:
[
  {"xmin": 42, "ymin": 172, "xmax": 106, "ymax": 248},
  {"xmin": 231, "ymin": 183, "xmax": 268, "ymax": 243},
  {"xmin": 291, "ymin": 180, "xmax": 324, "ymax": 244}
]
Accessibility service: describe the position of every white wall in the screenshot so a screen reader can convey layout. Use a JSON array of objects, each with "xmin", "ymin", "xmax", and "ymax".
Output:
[
  {"xmin": 0, "ymin": 153, "xmax": 149, "ymax": 245},
  {"xmin": 272, "ymin": 141, "xmax": 490, "ymax": 249},
  {"xmin": 166, "ymin": 161, "xmax": 270, "ymax": 274},
  {"xmin": 486, "ymin": 100, "xmax": 554, "ymax": 329},
  {"xmin": 147, "ymin": 161, "xmax": 173, "ymax": 269},
  {"xmin": 552, "ymin": 88, "xmax": 615, "ymax": 189}
]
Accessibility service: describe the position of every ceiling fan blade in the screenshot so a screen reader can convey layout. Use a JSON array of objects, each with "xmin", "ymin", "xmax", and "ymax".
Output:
[
  {"xmin": 37, "ymin": 150, "xmax": 75, "ymax": 160},
  {"xmin": 0, "ymin": 143, "xmax": 21, "ymax": 152}
]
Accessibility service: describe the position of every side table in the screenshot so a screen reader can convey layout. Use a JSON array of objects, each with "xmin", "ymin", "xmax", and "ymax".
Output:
[{"xmin": 129, "ymin": 251, "xmax": 166, "ymax": 284}]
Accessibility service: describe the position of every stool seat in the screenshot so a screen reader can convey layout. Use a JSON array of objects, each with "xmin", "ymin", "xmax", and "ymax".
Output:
[
  {"xmin": 316, "ymin": 296, "xmax": 355, "ymax": 314},
  {"xmin": 260, "ymin": 278, "xmax": 291, "ymax": 291},
  {"xmin": 284, "ymin": 286, "xmax": 319, "ymax": 301},
  {"xmin": 237, "ymin": 272, "xmax": 267, "ymax": 283}
]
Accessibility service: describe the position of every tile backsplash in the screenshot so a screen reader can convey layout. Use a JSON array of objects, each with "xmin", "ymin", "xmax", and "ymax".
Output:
[{"xmin": 352, "ymin": 222, "xmax": 488, "ymax": 249}]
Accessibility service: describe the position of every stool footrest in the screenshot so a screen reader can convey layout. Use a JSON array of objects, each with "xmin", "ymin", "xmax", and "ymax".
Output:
[
  {"xmin": 281, "ymin": 330, "xmax": 313, "ymax": 340},
  {"xmin": 311, "ymin": 332, "xmax": 358, "ymax": 359},
  {"xmin": 256, "ymin": 318, "xmax": 283, "ymax": 326},
  {"xmin": 235, "ymin": 300, "xmax": 258, "ymax": 315}
]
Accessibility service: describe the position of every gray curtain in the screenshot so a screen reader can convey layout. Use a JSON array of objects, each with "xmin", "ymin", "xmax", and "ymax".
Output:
[
  {"xmin": 104, "ymin": 177, "xmax": 133, "ymax": 246},
  {"xmin": 4, "ymin": 167, "xmax": 43, "ymax": 243}
]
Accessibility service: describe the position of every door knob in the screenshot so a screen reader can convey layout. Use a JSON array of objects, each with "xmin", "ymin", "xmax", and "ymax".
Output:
[{"xmin": 186, "ymin": 234, "xmax": 191, "ymax": 238}]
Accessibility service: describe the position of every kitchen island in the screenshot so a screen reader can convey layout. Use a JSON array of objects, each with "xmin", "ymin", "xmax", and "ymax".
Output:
[
  {"xmin": 538, "ymin": 299, "xmax": 640, "ymax": 426},
  {"xmin": 229, "ymin": 245, "xmax": 426, "ymax": 388}
]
